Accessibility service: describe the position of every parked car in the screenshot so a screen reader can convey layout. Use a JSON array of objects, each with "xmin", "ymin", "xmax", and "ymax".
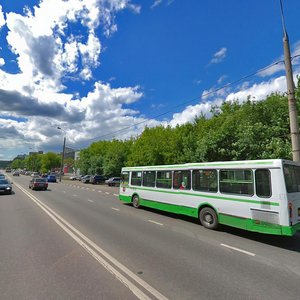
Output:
[
  {"xmin": 29, "ymin": 178, "xmax": 48, "ymax": 191},
  {"xmin": 47, "ymin": 175, "xmax": 57, "ymax": 182},
  {"xmin": 31, "ymin": 172, "xmax": 40, "ymax": 177},
  {"xmin": 81, "ymin": 175, "xmax": 91, "ymax": 183},
  {"xmin": 12, "ymin": 171, "xmax": 20, "ymax": 176},
  {"xmin": 0, "ymin": 179, "xmax": 12, "ymax": 194},
  {"xmin": 78, "ymin": 175, "xmax": 86, "ymax": 181},
  {"xmin": 0, "ymin": 174, "xmax": 6, "ymax": 180},
  {"xmin": 105, "ymin": 177, "xmax": 121, "ymax": 186},
  {"xmin": 90, "ymin": 175, "xmax": 106, "ymax": 184}
]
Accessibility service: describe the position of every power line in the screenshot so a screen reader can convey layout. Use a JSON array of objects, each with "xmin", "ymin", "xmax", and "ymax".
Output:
[{"xmin": 74, "ymin": 55, "xmax": 300, "ymax": 148}]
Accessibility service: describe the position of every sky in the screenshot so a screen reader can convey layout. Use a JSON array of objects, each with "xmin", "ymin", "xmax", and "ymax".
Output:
[{"xmin": 0, "ymin": 0, "xmax": 300, "ymax": 160}]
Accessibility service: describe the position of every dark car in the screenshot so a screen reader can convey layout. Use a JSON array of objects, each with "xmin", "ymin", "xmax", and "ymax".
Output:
[
  {"xmin": 81, "ymin": 175, "xmax": 91, "ymax": 183},
  {"xmin": 12, "ymin": 171, "xmax": 20, "ymax": 176},
  {"xmin": 90, "ymin": 175, "xmax": 106, "ymax": 184},
  {"xmin": 105, "ymin": 177, "xmax": 121, "ymax": 186},
  {"xmin": 47, "ymin": 175, "xmax": 57, "ymax": 182},
  {"xmin": 0, "ymin": 179, "xmax": 12, "ymax": 194},
  {"xmin": 29, "ymin": 178, "xmax": 48, "ymax": 191}
]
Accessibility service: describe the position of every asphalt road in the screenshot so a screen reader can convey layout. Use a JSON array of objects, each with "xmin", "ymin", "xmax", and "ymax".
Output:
[{"xmin": 1, "ymin": 174, "xmax": 300, "ymax": 299}]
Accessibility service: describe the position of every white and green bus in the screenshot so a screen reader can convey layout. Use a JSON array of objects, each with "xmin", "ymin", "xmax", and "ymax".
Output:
[{"xmin": 119, "ymin": 159, "xmax": 300, "ymax": 236}]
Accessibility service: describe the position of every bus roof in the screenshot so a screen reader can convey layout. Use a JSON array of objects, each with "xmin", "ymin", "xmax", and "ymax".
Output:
[{"xmin": 121, "ymin": 159, "xmax": 298, "ymax": 172}]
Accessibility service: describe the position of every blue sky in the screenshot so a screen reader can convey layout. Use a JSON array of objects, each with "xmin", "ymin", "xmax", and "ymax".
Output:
[{"xmin": 0, "ymin": 0, "xmax": 300, "ymax": 160}]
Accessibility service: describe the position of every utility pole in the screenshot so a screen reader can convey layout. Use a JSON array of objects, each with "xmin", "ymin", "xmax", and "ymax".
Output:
[{"xmin": 280, "ymin": 0, "xmax": 300, "ymax": 161}]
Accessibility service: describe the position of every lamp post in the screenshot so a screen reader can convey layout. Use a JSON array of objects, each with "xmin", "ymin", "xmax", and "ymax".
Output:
[{"xmin": 57, "ymin": 127, "xmax": 66, "ymax": 182}]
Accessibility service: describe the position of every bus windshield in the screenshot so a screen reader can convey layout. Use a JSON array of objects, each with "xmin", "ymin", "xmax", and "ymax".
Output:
[{"xmin": 283, "ymin": 164, "xmax": 300, "ymax": 193}]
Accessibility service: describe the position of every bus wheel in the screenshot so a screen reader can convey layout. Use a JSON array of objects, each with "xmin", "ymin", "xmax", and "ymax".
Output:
[
  {"xmin": 132, "ymin": 195, "xmax": 140, "ymax": 208},
  {"xmin": 199, "ymin": 207, "xmax": 218, "ymax": 230}
]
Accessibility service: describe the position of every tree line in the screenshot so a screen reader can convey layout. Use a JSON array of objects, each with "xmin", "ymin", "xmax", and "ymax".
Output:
[{"xmin": 10, "ymin": 152, "xmax": 74, "ymax": 174}]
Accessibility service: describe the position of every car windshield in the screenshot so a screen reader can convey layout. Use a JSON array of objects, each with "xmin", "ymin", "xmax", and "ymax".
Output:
[
  {"xmin": 0, "ymin": 179, "xmax": 9, "ymax": 184},
  {"xmin": 35, "ymin": 179, "xmax": 46, "ymax": 182}
]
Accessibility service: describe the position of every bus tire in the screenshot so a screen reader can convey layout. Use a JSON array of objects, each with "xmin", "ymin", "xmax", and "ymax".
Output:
[
  {"xmin": 132, "ymin": 195, "xmax": 140, "ymax": 208},
  {"xmin": 199, "ymin": 207, "xmax": 218, "ymax": 230}
]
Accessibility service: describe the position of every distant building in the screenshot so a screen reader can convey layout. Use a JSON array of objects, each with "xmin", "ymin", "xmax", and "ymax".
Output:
[
  {"xmin": 64, "ymin": 147, "xmax": 76, "ymax": 159},
  {"xmin": 0, "ymin": 160, "xmax": 11, "ymax": 168},
  {"xmin": 29, "ymin": 151, "xmax": 44, "ymax": 155}
]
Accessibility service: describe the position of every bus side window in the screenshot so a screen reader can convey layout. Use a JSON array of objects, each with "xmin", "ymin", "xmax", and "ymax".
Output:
[
  {"xmin": 255, "ymin": 169, "xmax": 271, "ymax": 198},
  {"xmin": 192, "ymin": 169, "xmax": 217, "ymax": 192},
  {"xmin": 220, "ymin": 169, "xmax": 254, "ymax": 196},
  {"xmin": 131, "ymin": 171, "xmax": 142, "ymax": 186},
  {"xmin": 156, "ymin": 171, "xmax": 172, "ymax": 189},
  {"xmin": 143, "ymin": 171, "xmax": 156, "ymax": 187},
  {"xmin": 173, "ymin": 170, "xmax": 191, "ymax": 190}
]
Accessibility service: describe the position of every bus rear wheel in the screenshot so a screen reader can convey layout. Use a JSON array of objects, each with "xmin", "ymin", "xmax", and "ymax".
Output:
[
  {"xmin": 199, "ymin": 207, "xmax": 218, "ymax": 230},
  {"xmin": 132, "ymin": 195, "xmax": 140, "ymax": 208}
]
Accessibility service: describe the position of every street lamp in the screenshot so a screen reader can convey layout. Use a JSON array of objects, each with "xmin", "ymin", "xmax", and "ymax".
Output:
[{"xmin": 57, "ymin": 126, "xmax": 66, "ymax": 182}]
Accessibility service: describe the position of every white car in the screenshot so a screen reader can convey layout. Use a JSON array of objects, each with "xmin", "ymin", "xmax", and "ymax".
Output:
[{"xmin": 31, "ymin": 172, "xmax": 40, "ymax": 177}]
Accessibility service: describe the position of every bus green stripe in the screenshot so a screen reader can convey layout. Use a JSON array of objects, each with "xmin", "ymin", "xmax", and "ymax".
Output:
[{"xmin": 129, "ymin": 186, "xmax": 279, "ymax": 206}]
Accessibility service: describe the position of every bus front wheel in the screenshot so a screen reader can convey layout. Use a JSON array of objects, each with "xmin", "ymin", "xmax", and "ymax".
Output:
[
  {"xmin": 199, "ymin": 207, "xmax": 218, "ymax": 230},
  {"xmin": 132, "ymin": 195, "xmax": 140, "ymax": 208}
]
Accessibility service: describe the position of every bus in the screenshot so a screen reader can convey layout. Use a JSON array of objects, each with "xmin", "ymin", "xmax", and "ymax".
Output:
[{"xmin": 119, "ymin": 159, "xmax": 300, "ymax": 236}]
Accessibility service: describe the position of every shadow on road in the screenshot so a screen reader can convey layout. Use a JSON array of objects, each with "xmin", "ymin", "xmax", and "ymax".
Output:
[{"xmin": 126, "ymin": 204, "xmax": 300, "ymax": 253}]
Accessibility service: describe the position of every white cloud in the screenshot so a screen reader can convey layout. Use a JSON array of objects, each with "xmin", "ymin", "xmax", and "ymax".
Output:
[
  {"xmin": 169, "ymin": 102, "xmax": 217, "ymax": 127},
  {"xmin": 0, "ymin": 5, "xmax": 5, "ymax": 28},
  {"xmin": 0, "ymin": 57, "xmax": 5, "ymax": 67},
  {"xmin": 225, "ymin": 76, "xmax": 287, "ymax": 103},
  {"xmin": 169, "ymin": 71, "xmax": 300, "ymax": 128},
  {"xmin": 151, "ymin": 0, "xmax": 174, "ymax": 9},
  {"xmin": 0, "ymin": 0, "xmax": 151, "ymax": 159},
  {"xmin": 210, "ymin": 47, "xmax": 227, "ymax": 64},
  {"xmin": 217, "ymin": 75, "xmax": 227, "ymax": 84},
  {"xmin": 151, "ymin": 0, "xmax": 163, "ymax": 9}
]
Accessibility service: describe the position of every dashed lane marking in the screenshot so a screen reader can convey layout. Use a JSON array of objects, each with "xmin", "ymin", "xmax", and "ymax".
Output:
[
  {"xmin": 148, "ymin": 220, "xmax": 164, "ymax": 226},
  {"xmin": 220, "ymin": 243, "xmax": 255, "ymax": 257}
]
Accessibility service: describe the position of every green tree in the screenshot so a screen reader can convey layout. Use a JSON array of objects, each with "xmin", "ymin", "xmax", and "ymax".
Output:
[{"xmin": 40, "ymin": 152, "xmax": 61, "ymax": 173}]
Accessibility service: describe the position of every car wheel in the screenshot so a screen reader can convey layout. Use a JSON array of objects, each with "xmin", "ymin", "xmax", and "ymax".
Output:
[
  {"xmin": 199, "ymin": 207, "xmax": 218, "ymax": 230},
  {"xmin": 132, "ymin": 195, "xmax": 140, "ymax": 208}
]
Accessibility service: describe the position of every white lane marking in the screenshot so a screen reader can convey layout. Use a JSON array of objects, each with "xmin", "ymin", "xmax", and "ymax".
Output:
[
  {"xmin": 72, "ymin": 194, "xmax": 78, "ymax": 197},
  {"xmin": 220, "ymin": 243, "xmax": 255, "ymax": 257},
  {"xmin": 113, "ymin": 194, "xmax": 119, "ymax": 197},
  {"xmin": 105, "ymin": 192, "xmax": 110, "ymax": 195},
  {"xmin": 15, "ymin": 182, "xmax": 167, "ymax": 300},
  {"xmin": 92, "ymin": 189, "xmax": 95, "ymax": 191},
  {"xmin": 81, "ymin": 187, "xmax": 85, "ymax": 189},
  {"xmin": 62, "ymin": 191, "xmax": 66, "ymax": 193},
  {"xmin": 112, "ymin": 207, "xmax": 120, "ymax": 211},
  {"xmin": 98, "ymin": 190, "xmax": 102, "ymax": 193},
  {"xmin": 148, "ymin": 220, "xmax": 164, "ymax": 226},
  {"xmin": 88, "ymin": 199, "xmax": 94, "ymax": 203}
]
